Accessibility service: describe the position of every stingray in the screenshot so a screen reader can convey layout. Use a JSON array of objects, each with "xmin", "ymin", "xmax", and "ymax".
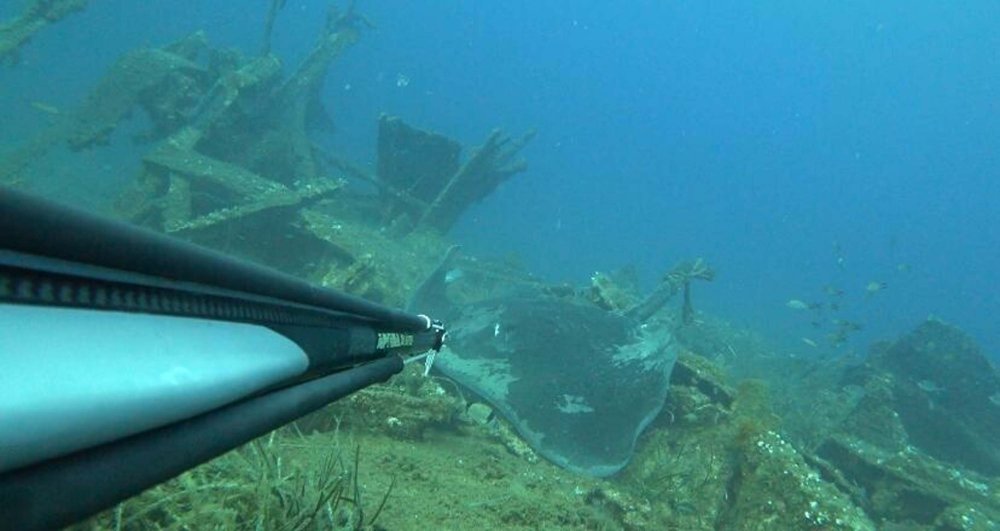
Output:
[{"xmin": 409, "ymin": 250, "xmax": 701, "ymax": 477}]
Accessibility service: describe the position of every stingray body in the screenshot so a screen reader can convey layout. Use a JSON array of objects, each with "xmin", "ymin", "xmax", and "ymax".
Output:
[{"xmin": 411, "ymin": 253, "xmax": 678, "ymax": 476}]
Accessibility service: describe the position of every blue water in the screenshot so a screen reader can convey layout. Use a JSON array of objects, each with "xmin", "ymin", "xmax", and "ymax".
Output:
[{"xmin": 4, "ymin": 1, "xmax": 998, "ymax": 357}]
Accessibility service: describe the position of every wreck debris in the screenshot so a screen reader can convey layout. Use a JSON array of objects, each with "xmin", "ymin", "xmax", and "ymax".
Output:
[
  {"xmin": 589, "ymin": 270, "xmax": 640, "ymax": 312},
  {"xmin": 1, "ymin": 2, "xmax": 534, "ymax": 291},
  {"xmin": 0, "ymin": 0, "xmax": 88, "ymax": 63},
  {"xmin": 111, "ymin": 4, "xmax": 368, "ymax": 266},
  {"xmin": 374, "ymin": 115, "xmax": 535, "ymax": 234},
  {"xmin": 375, "ymin": 115, "xmax": 462, "ymax": 227},
  {"xmin": 418, "ymin": 127, "xmax": 535, "ymax": 232},
  {"xmin": 0, "ymin": 32, "xmax": 213, "ymax": 186},
  {"xmin": 626, "ymin": 257, "xmax": 716, "ymax": 323},
  {"xmin": 835, "ymin": 319, "xmax": 1000, "ymax": 475},
  {"xmin": 317, "ymin": 146, "xmax": 435, "ymax": 226},
  {"xmin": 70, "ymin": 38, "xmax": 212, "ymax": 150},
  {"xmin": 260, "ymin": 0, "xmax": 286, "ymax": 55},
  {"xmin": 770, "ymin": 318, "xmax": 1000, "ymax": 528},
  {"xmin": 814, "ymin": 434, "xmax": 999, "ymax": 527},
  {"xmin": 585, "ymin": 259, "xmax": 715, "ymax": 322},
  {"xmin": 247, "ymin": 14, "xmax": 359, "ymax": 185}
]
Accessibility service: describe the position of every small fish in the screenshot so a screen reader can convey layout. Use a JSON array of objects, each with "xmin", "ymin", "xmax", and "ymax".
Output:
[
  {"xmin": 917, "ymin": 380, "xmax": 945, "ymax": 393},
  {"xmin": 865, "ymin": 281, "xmax": 886, "ymax": 297},
  {"xmin": 801, "ymin": 337, "xmax": 818, "ymax": 348},
  {"xmin": 29, "ymin": 101, "xmax": 61, "ymax": 115},
  {"xmin": 896, "ymin": 263, "xmax": 912, "ymax": 273},
  {"xmin": 832, "ymin": 319, "xmax": 864, "ymax": 332},
  {"xmin": 788, "ymin": 299, "xmax": 823, "ymax": 311},
  {"xmin": 786, "ymin": 299, "xmax": 810, "ymax": 310}
]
